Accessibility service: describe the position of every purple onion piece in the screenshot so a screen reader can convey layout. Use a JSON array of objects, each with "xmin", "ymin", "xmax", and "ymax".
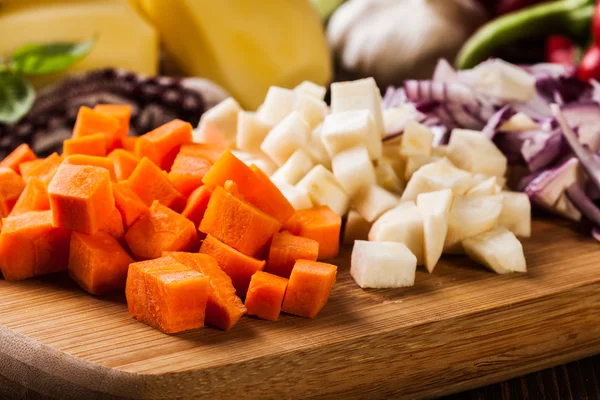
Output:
[
  {"xmin": 482, "ymin": 105, "xmax": 516, "ymax": 139},
  {"xmin": 520, "ymin": 129, "xmax": 568, "ymax": 172},
  {"xmin": 565, "ymin": 183, "xmax": 600, "ymax": 227}
]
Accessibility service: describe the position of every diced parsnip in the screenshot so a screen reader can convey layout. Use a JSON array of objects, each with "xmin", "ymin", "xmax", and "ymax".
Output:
[
  {"xmin": 375, "ymin": 160, "xmax": 405, "ymax": 195},
  {"xmin": 352, "ymin": 185, "xmax": 398, "ymax": 223},
  {"xmin": 236, "ymin": 111, "xmax": 273, "ymax": 153},
  {"xmin": 194, "ymin": 97, "xmax": 241, "ymax": 147},
  {"xmin": 553, "ymin": 193, "xmax": 581, "ymax": 222},
  {"xmin": 294, "ymin": 94, "xmax": 329, "ymax": 129},
  {"xmin": 343, "ymin": 210, "xmax": 372, "ymax": 245},
  {"xmin": 271, "ymin": 149, "xmax": 315, "ymax": 186},
  {"xmin": 401, "ymin": 158, "xmax": 474, "ymax": 202},
  {"xmin": 499, "ymin": 191, "xmax": 531, "ymax": 237},
  {"xmin": 350, "ymin": 240, "xmax": 417, "ymax": 288},
  {"xmin": 296, "ymin": 165, "xmax": 350, "ymax": 216},
  {"xmin": 261, "ymin": 111, "xmax": 310, "ymax": 166},
  {"xmin": 431, "ymin": 145, "xmax": 449, "ymax": 157},
  {"xmin": 382, "ymin": 142, "xmax": 406, "ymax": 176},
  {"xmin": 400, "ymin": 120, "xmax": 434, "ymax": 157},
  {"xmin": 258, "ymin": 86, "xmax": 297, "ymax": 125},
  {"xmin": 321, "ymin": 110, "xmax": 382, "ymax": 160},
  {"xmin": 416, "ymin": 189, "xmax": 453, "ymax": 272},
  {"xmin": 275, "ymin": 182, "xmax": 313, "ymax": 211},
  {"xmin": 331, "ymin": 146, "xmax": 376, "ymax": 197},
  {"xmin": 469, "ymin": 59, "xmax": 535, "ymax": 102},
  {"xmin": 462, "ymin": 227, "xmax": 527, "ymax": 274},
  {"xmin": 369, "ymin": 202, "xmax": 424, "ymax": 265},
  {"xmin": 294, "ymin": 81, "xmax": 327, "ymax": 101},
  {"xmin": 305, "ymin": 124, "xmax": 331, "ymax": 169},
  {"xmin": 499, "ymin": 112, "xmax": 539, "ymax": 132},
  {"xmin": 404, "ymin": 155, "xmax": 441, "ymax": 181},
  {"xmin": 330, "ymin": 77, "xmax": 384, "ymax": 136},
  {"xmin": 231, "ymin": 151, "xmax": 279, "ymax": 176},
  {"xmin": 444, "ymin": 195, "xmax": 503, "ymax": 254},
  {"xmin": 383, "ymin": 105, "xmax": 419, "ymax": 137},
  {"xmin": 447, "ymin": 129, "xmax": 507, "ymax": 178},
  {"xmin": 466, "ymin": 176, "xmax": 500, "ymax": 197}
]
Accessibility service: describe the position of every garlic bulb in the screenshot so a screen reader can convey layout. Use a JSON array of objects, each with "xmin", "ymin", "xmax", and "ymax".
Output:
[{"xmin": 328, "ymin": 0, "xmax": 488, "ymax": 86}]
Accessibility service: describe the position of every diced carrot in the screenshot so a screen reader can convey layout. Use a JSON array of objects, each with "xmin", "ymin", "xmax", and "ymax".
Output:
[
  {"xmin": 0, "ymin": 144, "xmax": 37, "ymax": 173},
  {"xmin": 63, "ymin": 134, "xmax": 107, "ymax": 157},
  {"xmin": 126, "ymin": 258, "xmax": 209, "ymax": 334},
  {"xmin": 179, "ymin": 143, "xmax": 225, "ymax": 164},
  {"xmin": 135, "ymin": 119, "xmax": 193, "ymax": 171},
  {"xmin": 0, "ymin": 168, "xmax": 25, "ymax": 217},
  {"xmin": 181, "ymin": 185, "xmax": 212, "ymax": 228},
  {"xmin": 199, "ymin": 186, "xmax": 281, "ymax": 257},
  {"xmin": 107, "ymin": 149, "xmax": 139, "ymax": 181},
  {"xmin": 112, "ymin": 182, "xmax": 149, "ymax": 228},
  {"xmin": 281, "ymin": 259, "xmax": 337, "ymax": 318},
  {"xmin": 48, "ymin": 164, "xmax": 115, "ymax": 235},
  {"xmin": 68, "ymin": 231, "xmax": 134, "ymax": 295},
  {"xmin": 122, "ymin": 136, "xmax": 138, "ymax": 152},
  {"xmin": 93, "ymin": 104, "xmax": 131, "ymax": 150},
  {"xmin": 19, "ymin": 152, "xmax": 63, "ymax": 185},
  {"xmin": 168, "ymin": 153, "xmax": 212, "ymax": 197},
  {"xmin": 266, "ymin": 232, "xmax": 319, "ymax": 278},
  {"xmin": 165, "ymin": 252, "xmax": 246, "ymax": 330},
  {"xmin": 202, "ymin": 151, "xmax": 294, "ymax": 223},
  {"xmin": 9, "ymin": 177, "xmax": 49, "ymax": 217},
  {"xmin": 72, "ymin": 106, "xmax": 120, "ymax": 142},
  {"xmin": 245, "ymin": 271, "xmax": 288, "ymax": 321},
  {"xmin": 125, "ymin": 200, "xmax": 198, "ymax": 260},
  {"xmin": 283, "ymin": 206, "xmax": 342, "ymax": 260},
  {"xmin": 126, "ymin": 157, "xmax": 185, "ymax": 211},
  {"xmin": 0, "ymin": 210, "xmax": 71, "ymax": 280},
  {"xmin": 199, "ymin": 234, "xmax": 265, "ymax": 297},
  {"xmin": 100, "ymin": 207, "xmax": 125, "ymax": 240},
  {"xmin": 62, "ymin": 155, "xmax": 117, "ymax": 181}
]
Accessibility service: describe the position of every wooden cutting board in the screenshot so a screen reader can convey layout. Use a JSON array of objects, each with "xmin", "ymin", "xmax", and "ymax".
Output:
[{"xmin": 1, "ymin": 218, "xmax": 600, "ymax": 399}]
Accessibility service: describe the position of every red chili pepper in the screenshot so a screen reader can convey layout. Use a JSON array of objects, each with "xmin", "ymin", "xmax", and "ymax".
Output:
[
  {"xmin": 577, "ymin": 46, "xmax": 600, "ymax": 82},
  {"xmin": 545, "ymin": 35, "xmax": 576, "ymax": 67}
]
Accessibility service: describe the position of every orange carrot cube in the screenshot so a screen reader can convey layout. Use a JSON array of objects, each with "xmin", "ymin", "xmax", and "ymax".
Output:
[
  {"xmin": 9, "ymin": 177, "xmax": 49, "ymax": 217},
  {"xmin": 62, "ymin": 155, "xmax": 117, "ymax": 181},
  {"xmin": 121, "ymin": 136, "xmax": 138, "ymax": 152},
  {"xmin": 283, "ymin": 206, "xmax": 342, "ymax": 260},
  {"xmin": 168, "ymin": 152, "xmax": 213, "ymax": 197},
  {"xmin": 0, "ymin": 167, "xmax": 25, "ymax": 217},
  {"xmin": 281, "ymin": 260, "xmax": 337, "ymax": 318},
  {"xmin": 126, "ymin": 157, "xmax": 185, "ymax": 211},
  {"xmin": 112, "ymin": 182, "xmax": 149, "ymax": 228},
  {"xmin": 179, "ymin": 143, "xmax": 225, "ymax": 164},
  {"xmin": 100, "ymin": 207, "xmax": 125, "ymax": 240},
  {"xmin": 63, "ymin": 133, "xmax": 107, "ymax": 157},
  {"xmin": 19, "ymin": 152, "xmax": 63, "ymax": 185},
  {"xmin": 266, "ymin": 232, "xmax": 319, "ymax": 278},
  {"xmin": 0, "ymin": 143, "xmax": 37, "ymax": 173},
  {"xmin": 107, "ymin": 149, "xmax": 139, "ymax": 181},
  {"xmin": 245, "ymin": 271, "xmax": 288, "ymax": 321},
  {"xmin": 181, "ymin": 185, "xmax": 212, "ymax": 228},
  {"xmin": 125, "ymin": 256, "xmax": 176, "ymax": 321},
  {"xmin": 135, "ymin": 119, "xmax": 192, "ymax": 171},
  {"xmin": 48, "ymin": 164, "xmax": 115, "ymax": 235},
  {"xmin": 93, "ymin": 104, "xmax": 131, "ymax": 150},
  {"xmin": 72, "ymin": 106, "xmax": 120, "ymax": 141}
]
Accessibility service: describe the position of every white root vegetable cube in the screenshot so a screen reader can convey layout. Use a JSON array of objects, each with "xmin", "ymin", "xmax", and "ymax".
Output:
[
  {"xmin": 352, "ymin": 185, "xmax": 398, "ymax": 223},
  {"xmin": 295, "ymin": 94, "xmax": 329, "ymax": 129},
  {"xmin": 447, "ymin": 129, "xmax": 507, "ymax": 178},
  {"xmin": 275, "ymin": 182, "xmax": 313, "ymax": 211},
  {"xmin": 466, "ymin": 176, "xmax": 500, "ymax": 197},
  {"xmin": 369, "ymin": 202, "xmax": 424, "ymax": 265},
  {"xmin": 400, "ymin": 120, "xmax": 434, "ymax": 157},
  {"xmin": 499, "ymin": 191, "xmax": 531, "ymax": 237},
  {"xmin": 444, "ymin": 195, "xmax": 503, "ymax": 254},
  {"xmin": 401, "ymin": 158, "xmax": 475, "ymax": 202},
  {"xmin": 305, "ymin": 124, "xmax": 331, "ymax": 169},
  {"xmin": 343, "ymin": 210, "xmax": 372, "ymax": 245},
  {"xmin": 331, "ymin": 146, "xmax": 376, "ymax": 197},
  {"xmin": 382, "ymin": 142, "xmax": 406, "ymax": 176},
  {"xmin": 350, "ymin": 240, "xmax": 417, "ymax": 289},
  {"xmin": 462, "ymin": 227, "xmax": 527, "ymax": 274},
  {"xmin": 499, "ymin": 112, "xmax": 539, "ymax": 132},
  {"xmin": 383, "ymin": 105, "xmax": 419, "ymax": 137},
  {"xmin": 294, "ymin": 81, "xmax": 327, "ymax": 101},
  {"xmin": 296, "ymin": 165, "xmax": 350, "ymax": 216},
  {"xmin": 416, "ymin": 189, "xmax": 453, "ymax": 272},
  {"xmin": 375, "ymin": 160, "xmax": 405, "ymax": 195},
  {"xmin": 404, "ymin": 155, "xmax": 441, "ymax": 180},
  {"xmin": 194, "ymin": 97, "xmax": 241, "ymax": 147},
  {"xmin": 271, "ymin": 149, "xmax": 315, "ymax": 186},
  {"xmin": 236, "ymin": 111, "xmax": 273, "ymax": 152},
  {"xmin": 261, "ymin": 111, "xmax": 310, "ymax": 166},
  {"xmin": 258, "ymin": 86, "xmax": 297, "ymax": 125},
  {"xmin": 331, "ymin": 77, "xmax": 385, "ymax": 136},
  {"xmin": 431, "ymin": 145, "xmax": 449, "ymax": 157},
  {"xmin": 321, "ymin": 110, "xmax": 382, "ymax": 160}
]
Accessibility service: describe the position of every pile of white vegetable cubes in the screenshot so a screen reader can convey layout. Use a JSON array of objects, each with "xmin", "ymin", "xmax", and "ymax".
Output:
[{"xmin": 195, "ymin": 77, "xmax": 531, "ymax": 290}]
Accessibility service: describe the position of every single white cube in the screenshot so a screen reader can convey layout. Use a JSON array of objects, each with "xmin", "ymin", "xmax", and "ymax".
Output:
[
  {"xmin": 261, "ymin": 111, "xmax": 310, "ymax": 166},
  {"xmin": 351, "ymin": 240, "xmax": 417, "ymax": 289},
  {"xmin": 400, "ymin": 120, "xmax": 434, "ymax": 157},
  {"xmin": 294, "ymin": 94, "xmax": 329, "ymax": 129},
  {"xmin": 331, "ymin": 145, "xmax": 376, "ymax": 197},
  {"xmin": 331, "ymin": 77, "xmax": 385, "ymax": 137},
  {"xmin": 375, "ymin": 160, "xmax": 405, "ymax": 195},
  {"xmin": 352, "ymin": 184, "xmax": 399, "ymax": 223},
  {"xmin": 343, "ymin": 210, "xmax": 372, "ymax": 245},
  {"xmin": 463, "ymin": 227, "xmax": 527, "ymax": 274},
  {"xmin": 275, "ymin": 182, "xmax": 313, "ymax": 211},
  {"xmin": 195, "ymin": 97, "xmax": 241, "ymax": 147},
  {"xmin": 305, "ymin": 124, "xmax": 332, "ymax": 169},
  {"xmin": 258, "ymin": 86, "xmax": 297, "ymax": 125},
  {"xmin": 383, "ymin": 105, "xmax": 419, "ymax": 137},
  {"xmin": 400, "ymin": 158, "xmax": 475, "ymax": 202},
  {"xmin": 447, "ymin": 129, "xmax": 507, "ymax": 178},
  {"xmin": 499, "ymin": 191, "xmax": 531, "ymax": 237},
  {"xmin": 417, "ymin": 189, "xmax": 453, "ymax": 272},
  {"xmin": 294, "ymin": 81, "xmax": 327, "ymax": 101},
  {"xmin": 321, "ymin": 110, "xmax": 382, "ymax": 160},
  {"xmin": 466, "ymin": 176, "xmax": 500, "ymax": 197},
  {"xmin": 296, "ymin": 165, "xmax": 350, "ymax": 216},
  {"xmin": 236, "ymin": 111, "xmax": 273, "ymax": 153},
  {"xmin": 404, "ymin": 155, "xmax": 441, "ymax": 181},
  {"xmin": 271, "ymin": 149, "xmax": 315, "ymax": 186}
]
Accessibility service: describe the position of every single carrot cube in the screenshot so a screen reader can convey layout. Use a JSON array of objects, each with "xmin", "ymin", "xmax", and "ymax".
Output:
[
  {"xmin": 107, "ymin": 149, "xmax": 139, "ymax": 181},
  {"xmin": 63, "ymin": 134, "xmax": 107, "ymax": 157},
  {"xmin": 200, "ymin": 186, "xmax": 281, "ymax": 258},
  {"xmin": 283, "ymin": 206, "xmax": 342, "ymax": 260},
  {"xmin": 135, "ymin": 119, "xmax": 192, "ymax": 171},
  {"xmin": 9, "ymin": 177, "xmax": 50, "ymax": 217},
  {"xmin": 126, "ymin": 157, "xmax": 185, "ymax": 211},
  {"xmin": 181, "ymin": 185, "xmax": 212, "ymax": 228},
  {"xmin": 19, "ymin": 152, "xmax": 63, "ymax": 185},
  {"xmin": 48, "ymin": 164, "xmax": 115, "ymax": 235},
  {"xmin": 121, "ymin": 136, "xmax": 138, "ymax": 152},
  {"xmin": 62, "ymin": 155, "xmax": 117, "ymax": 181},
  {"xmin": 202, "ymin": 151, "xmax": 294, "ymax": 224},
  {"xmin": 165, "ymin": 252, "xmax": 246, "ymax": 330},
  {"xmin": 281, "ymin": 260, "xmax": 337, "ymax": 318},
  {"xmin": 125, "ymin": 200, "xmax": 198, "ymax": 260},
  {"xmin": 100, "ymin": 207, "xmax": 125, "ymax": 240},
  {"xmin": 0, "ymin": 210, "xmax": 71, "ymax": 280},
  {"xmin": 266, "ymin": 232, "xmax": 319, "ymax": 278},
  {"xmin": 68, "ymin": 231, "xmax": 134, "ymax": 295},
  {"xmin": 93, "ymin": 104, "xmax": 131, "ymax": 150},
  {"xmin": 72, "ymin": 106, "xmax": 120, "ymax": 141},
  {"xmin": 112, "ymin": 182, "xmax": 149, "ymax": 228},
  {"xmin": 179, "ymin": 143, "xmax": 225, "ymax": 164},
  {"xmin": 168, "ymin": 152, "xmax": 213, "ymax": 197},
  {"xmin": 245, "ymin": 271, "xmax": 288, "ymax": 321},
  {"xmin": 199, "ymin": 234, "xmax": 265, "ymax": 297},
  {"xmin": 0, "ymin": 143, "xmax": 37, "ymax": 173},
  {"xmin": 0, "ymin": 168, "xmax": 25, "ymax": 217},
  {"xmin": 126, "ymin": 259, "xmax": 209, "ymax": 334}
]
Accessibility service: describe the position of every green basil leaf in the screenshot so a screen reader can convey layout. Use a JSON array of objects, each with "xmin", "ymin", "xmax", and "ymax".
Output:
[
  {"xmin": 0, "ymin": 71, "xmax": 35, "ymax": 124},
  {"xmin": 10, "ymin": 39, "xmax": 95, "ymax": 75}
]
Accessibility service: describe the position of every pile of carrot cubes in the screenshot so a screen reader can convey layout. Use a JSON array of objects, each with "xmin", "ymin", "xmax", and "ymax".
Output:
[{"xmin": 0, "ymin": 104, "xmax": 341, "ymax": 334}]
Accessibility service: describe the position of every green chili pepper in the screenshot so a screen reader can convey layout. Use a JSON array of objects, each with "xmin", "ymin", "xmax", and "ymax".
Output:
[{"xmin": 456, "ymin": 0, "xmax": 595, "ymax": 69}]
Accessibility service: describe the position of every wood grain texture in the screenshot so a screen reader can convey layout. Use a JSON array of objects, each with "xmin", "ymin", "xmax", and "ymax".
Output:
[{"xmin": 1, "ymin": 218, "xmax": 600, "ymax": 399}]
